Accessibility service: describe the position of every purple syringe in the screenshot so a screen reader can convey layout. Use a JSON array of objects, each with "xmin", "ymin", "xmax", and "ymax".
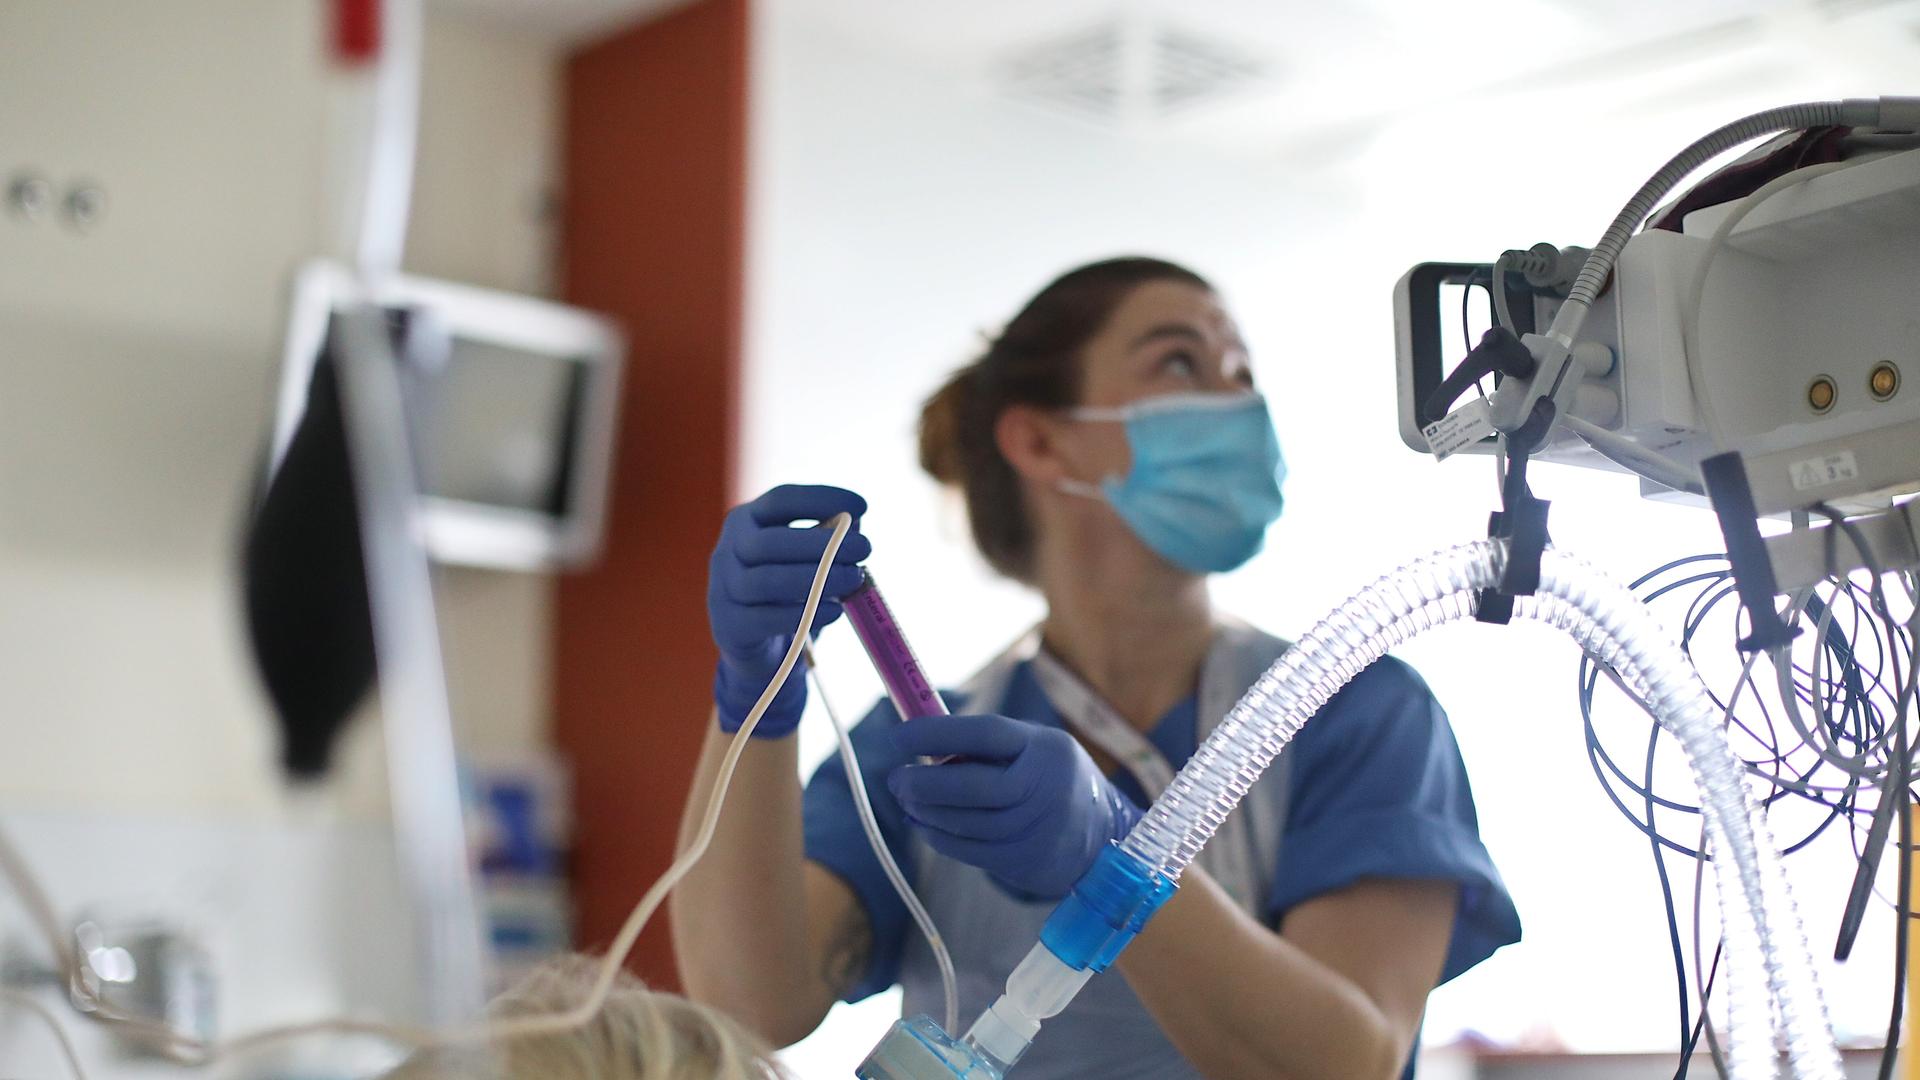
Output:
[{"xmin": 842, "ymin": 570, "xmax": 950, "ymax": 726}]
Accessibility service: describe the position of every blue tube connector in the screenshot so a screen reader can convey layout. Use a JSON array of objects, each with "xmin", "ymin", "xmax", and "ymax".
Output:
[{"xmin": 1040, "ymin": 843, "xmax": 1178, "ymax": 972}]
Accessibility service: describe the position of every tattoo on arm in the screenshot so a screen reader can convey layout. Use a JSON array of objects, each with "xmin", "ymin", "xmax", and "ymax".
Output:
[{"xmin": 821, "ymin": 903, "xmax": 873, "ymax": 997}]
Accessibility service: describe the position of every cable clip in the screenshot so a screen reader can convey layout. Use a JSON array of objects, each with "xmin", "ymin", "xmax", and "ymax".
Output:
[
  {"xmin": 1477, "ymin": 399, "xmax": 1556, "ymax": 625},
  {"xmin": 1699, "ymin": 451, "xmax": 1801, "ymax": 652},
  {"xmin": 1424, "ymin": 326, "xmax": 1538, "ymax": 423}
]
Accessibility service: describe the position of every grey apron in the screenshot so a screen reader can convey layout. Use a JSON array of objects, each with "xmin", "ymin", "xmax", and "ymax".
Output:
[{"xmin": 898, "ymin": 620, "xmax": 1293, "ymax": 1079}]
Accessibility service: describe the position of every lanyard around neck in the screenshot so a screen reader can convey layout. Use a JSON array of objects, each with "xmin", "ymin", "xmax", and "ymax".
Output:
[
  {"xmin": 1026, "ymin": 649, "xmax": 1178, "ymax": 798},
  {"xmin": 1023, "ymin": 635, "xmax": 1266, "ymax": 913}
]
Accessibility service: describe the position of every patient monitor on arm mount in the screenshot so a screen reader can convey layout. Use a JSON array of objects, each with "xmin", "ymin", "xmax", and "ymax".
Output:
[
  {"xmin": 243, "ymin": 265, "xmax": 621, "ymax": 1034},
  {"xmin": 1396, "ymin": 115, "xmax": 1920, "ymax": 633},
  {"xmin": 856, "ymin": 97, "xmax": 1920, "ymax": 1080},
  {"xmin": 270, "ymin": 261, "xmax": 624, "ymax": 574}
]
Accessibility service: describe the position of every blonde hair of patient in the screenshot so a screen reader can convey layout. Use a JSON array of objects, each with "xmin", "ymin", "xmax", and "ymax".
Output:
[{"xmin": 383, "ymin": 955, "xmax": 785, "ymax": 1080}]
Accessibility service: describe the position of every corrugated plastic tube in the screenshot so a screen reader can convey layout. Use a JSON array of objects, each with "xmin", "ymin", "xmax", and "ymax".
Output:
[
  {"xmin": 865, "ymin": 540, "xmax": 1838, "ymax": 1079},
  {"xmin": 1114, "ymin": 541, "xmax": 1836, "ymax": 1080}
]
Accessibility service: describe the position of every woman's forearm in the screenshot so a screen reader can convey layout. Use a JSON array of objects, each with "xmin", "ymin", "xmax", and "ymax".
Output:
[
  {"xmin": 1115, "ymin": 869, "xmax": 1416, "ymax": 1080},
  {"xmin": 669, "ymin": 716, "xmax": 829, "ymax": 1045}
]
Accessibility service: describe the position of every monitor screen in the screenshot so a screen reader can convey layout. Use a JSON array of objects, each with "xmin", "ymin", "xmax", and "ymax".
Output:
[
  {"xmin": 272, "ymin": 261, "xmax": 623, "ymax": 571},
  {"xmin": 416, "ymin": 338, "xmax": 592, "ymax": 518}
]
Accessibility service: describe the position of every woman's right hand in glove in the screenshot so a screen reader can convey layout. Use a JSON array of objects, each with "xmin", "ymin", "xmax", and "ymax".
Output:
[{"xmin": 706, "ymin": 484, "xmax": 871, "ymax": 738}]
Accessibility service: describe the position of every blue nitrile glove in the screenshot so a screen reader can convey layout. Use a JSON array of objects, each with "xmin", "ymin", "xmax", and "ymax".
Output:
[
  {"xmin": 887, "ymin": 714, "xmax": 1144, "ymax": 900},
  {"xmin": 707, "ymin": 485, "xmax": 871, "ymax": 738}
]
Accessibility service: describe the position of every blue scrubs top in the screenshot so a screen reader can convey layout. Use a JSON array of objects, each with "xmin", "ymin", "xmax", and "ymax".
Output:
[{"xmin": 802, "ymin": 653, "xmax": 1520, "ymax": 1015}]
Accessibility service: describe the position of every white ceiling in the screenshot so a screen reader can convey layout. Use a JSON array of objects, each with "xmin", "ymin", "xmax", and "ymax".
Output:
[
  {"xmin": 767, "ymin": 0, "xmax": 1920, "ymax": 160},
  {"xmin": 426, "ymin": 0, "xmax": 1912, "ymax": 51},
  {"xmin": 427, "ymin": 0, "xmax": 695, "ymax": 46},
  {"xmin": 763, "ymin": 0, "xmax": 1920, "ymax": 73},
  {"xmin": 429, "ymin": 0, "xmax": 1920, "ymax": 156},
  {"xmin": 429, "ymin": 0, "xmax": 1920, "ymax": 89}
]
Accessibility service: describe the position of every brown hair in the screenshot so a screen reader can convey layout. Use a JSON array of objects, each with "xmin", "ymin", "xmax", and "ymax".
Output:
[{"xmin": 918, "ymin": 256, "xmax": 1212, "ymax": 580}]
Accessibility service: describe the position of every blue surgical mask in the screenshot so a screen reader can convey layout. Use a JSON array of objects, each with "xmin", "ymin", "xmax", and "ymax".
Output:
[{"xmin": 1057, "ymin": 392, "xmax": 1286, "ymax": 574}]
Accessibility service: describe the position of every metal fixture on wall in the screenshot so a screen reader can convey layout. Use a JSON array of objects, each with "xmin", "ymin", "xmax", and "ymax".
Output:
[
  {"xmin": 62, "ymin": 181, "xmax": 107, "ymax": 232},
  {"xmin": 6, "ymin": 171, "xmax": 108, "ymax": 231},
  {"xmin": 7, "ymin": 172, "xmax": 55, "ymax": 221}
]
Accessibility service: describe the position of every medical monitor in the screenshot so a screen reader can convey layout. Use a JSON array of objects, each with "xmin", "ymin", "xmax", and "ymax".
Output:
[{"xmin": 272, "ymin": 260, "xmax": 624, "ymax": 571}]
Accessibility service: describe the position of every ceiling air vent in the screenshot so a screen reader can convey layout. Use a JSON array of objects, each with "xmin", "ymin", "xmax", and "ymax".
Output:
[{"xmin": 999, "ymin": 14, "xmax": 1268, "ymax": 128}]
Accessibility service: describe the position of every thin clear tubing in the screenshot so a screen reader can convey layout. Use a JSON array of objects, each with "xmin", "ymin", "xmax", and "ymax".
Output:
[
  {"xmin": 844, "ymin": 571, "xmax": 950, "ymax": 723},
  {"xmin": 1112, "ymin": 541, "xmax": 1837, "ymax": 1080}
]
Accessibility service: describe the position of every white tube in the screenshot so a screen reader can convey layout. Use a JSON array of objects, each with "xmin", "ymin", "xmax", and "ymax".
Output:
[
  {"xmin": 964, "ymin": 947, "xmax": 1092, "ymax": 1073},
  {"xmin": 1550, "ymin": 100, "xmax": 1866, "ymax": 347},
  {"xmin": 1562, "ymin": 415, "xmax": 1702, "ymax": 495},
  {"xmin": 1540, "ymin": 96, "xmax": 1915, "ymax": 348},
  {"xmin": 809, "ymin": 663, "xmax": 961, "ymax": 1036},
  {"xmin": 1680, "ymin": 160, "xmax": 1859, "ymax": 449},
  {"xmin": 1109, "ymin": 542, "xmax": 1837, "ymax": 1079},
  {"xmin": 931, "ymin": 542, "xmax": 1837, "ymax": 1080}
]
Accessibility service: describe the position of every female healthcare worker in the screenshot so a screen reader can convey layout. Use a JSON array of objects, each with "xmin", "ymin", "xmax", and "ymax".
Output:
[{"xmin": 670, "ymin": 257, "xmax": 1520, "ymax": 1079}]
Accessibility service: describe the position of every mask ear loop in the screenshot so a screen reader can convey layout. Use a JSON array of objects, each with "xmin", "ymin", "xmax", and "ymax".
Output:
[
  {"xmin": 1055, "ymin": 477, "xmax": 1106, "ymax": 500},
  {"xmin": 1051, "ymin": 406, "xmax": 1123, "ymax": 500},
  {"xmin": 1085, "ymin": 390, "xmax": 1266, "ymax": 419}
]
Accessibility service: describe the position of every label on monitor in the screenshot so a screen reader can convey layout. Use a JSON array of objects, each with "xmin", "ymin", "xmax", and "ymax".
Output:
[
  {"xmin": 1788, "ymin": 450, "xmax": 1860, "ymax": 492},
  {"xmin": 1423, "ymin": 398, "xmax": 1494, "ymax": 461}
]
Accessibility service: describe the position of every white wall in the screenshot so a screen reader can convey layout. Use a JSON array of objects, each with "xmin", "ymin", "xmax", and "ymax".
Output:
[
  {"xmin": 0, "ymin": 2, "xmax": 564, "ymax": 1074},
  {"xmin": 0, "ymin": 1, "xmax": 334, "ymax": 816},
  {"xmin": 746, "ymin": 1, "xmax": 1920, "ymax": 1072},
  {"xmin": 0, "ymin": 0, "xmax": 563, "ymax": 816}
]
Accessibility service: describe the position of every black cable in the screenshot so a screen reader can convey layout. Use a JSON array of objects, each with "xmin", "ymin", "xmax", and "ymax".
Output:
[
  {"xmin": 1579, "ymin": 560, "xmax": 1870, "ymax": 857},
  {"xmin": 1459, "ymin": 276, "xmax": 1494, "ymax": 399},
  {"xmin": 1460, "ymin": 275, "xmax": 1474, "ymax": 356},
  {"xmin": 1839, "ymin": 510, "xmax": 1920, "ymax": 1079},
  {"xmin": 1695, "ymin": 857, "xmax": 1730, "ymax": 1079},
  {"xmin": 1648, "ymin": 716, "xmax": 1694, "ymax": 1060},
  {"xmin": 1875, "ymin": 612, "xmax": 1912, "ymax": 1080},
  {"xmin": 1578, "ymin": 537, "xmax": 1920, "ymax": 1068},
  {"xmin": 1677, "ymin": 941, "xmax": 1724, "ymax": 1080},
  {"xmin": 1766, "ymin": 512, "xmax": 1912, "ymax": 1070},
  {"xmin": 1804, "ymin": 507, "xmax": 1912, "ymax": 991},
  {"xmin": 1879, "ymin": 748, "xmax": 1908, "ymax": 1080}
]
